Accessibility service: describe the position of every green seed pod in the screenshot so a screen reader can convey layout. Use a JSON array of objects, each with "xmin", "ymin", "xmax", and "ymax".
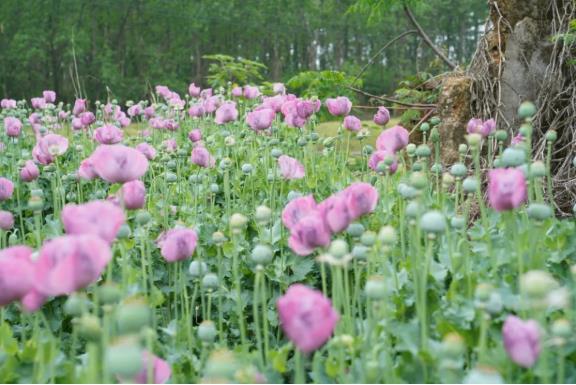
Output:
[
  {"xmin": 405, "ymin": 201, "xmax": 422, "ymax": 219},
  {"xmin": 450, "ymin": 216, "xmax": 466, "ymax": 229},
  {"xmin": 202, "ymin": 273, "xmax": 220, "ymax": 290},
  {"xmin": 411, "ymin": 162, "xmax": 423, "ymax": 172},
  {"xmin": 430, "ymin": 163, "xmax": 443, "ymax": 175},
  {"xmin": 297, "ymin": 137, "xmax": 308, "ymax": 147},
  {"xmin": 64, "ymin": 294, "xmax": 86, "ymax": 317},
  {"xmin": 430, "ymin": 116, "xmax": 441, "ymax": 126},
  {"xmin": 329, "ymin": 239, "xmax": 349, "ymax": 259},
  {"xmin": 365, "ymin": 276, "xmax": 388, "ymax": 300},
  {"xmin": 495, "ymin": 130, "xmax": 508, "ymax": 142},
  {"xmin": 530, "ymin": 161, "xmax": 546, "ymax": 178},
  {"xmin": 474, "ymin": 283, "xmax": 493, "ymax": 302},
  {"xmin": 441, "ymin": 332, "xmax": 466, "ymax": 358},
  {"xmin": 99, "ymin": 283, "xmax": 123, "ymax": 305},
  {"xmin": 378, "ymin": 226, "xmax": 397, "ymax": 245},
  {"xmin": 420, "ymin": 211, "xmax": 446, "ymax": 234},
  {"xmin": 255, "ymin": 205, "xmax": 272, "ymax": 225},
  {"xmin": 309, "ymin": 132, "xmax": 320, "ymax": 142},
  {"xmin": 166, "ymin": 160, "xmax": 177, "ymax": 170},
  {"xmin": 352, "ymin": 245, "xmax": 369, "ymax": 260},
  {"xmin": 416, "ymin": 144, "xmax": 431, "ymax": 158},
  {"xmin": 545, "ymin": 130, "xmax": 557, "ymax": 142},
  {"xmin": 419, "ymin": 122, "xmax": 430, "ymax": 132},
  {"xmin": 406, "ymin": 143, "xmax": 417, "ymax": 156},
  {"xmin": 527, "ymin": 203, "xmax": 553, "ymax": 221},
  {"xmin": 78, "ymin": 315, "xmax": 102, "ymax": 342},
  {"xmin": 219, "ymin": 158, "xmax": 232, "ymax": 170},
  {"xmin": 189, "ymin": 260, "xmax": 208, "ymax": 278},
  {"xmin": 458, "ymin": 144, "xmax": 468, "ymax": 155},
  {"xmin": 105, "ymin": 342, "xmax": 143, "ymax": 379},
  {"xmin": 116, "ymin": 300, "xmax": 151, "ymax": 334},
  {"xmin": 229, "ymin": 213, "xmax": 248, "ymax": 232},
  {"xmin": 520, "ymin": 270, "xmax": 558, "ymax": 299},
  {"xmin": 241, "ymin": 163, "xmax": 253, "ymax": 175},
  {"xmin": 410, "ymin": 172, "xmax": 428, "ymax": 190},
  {"xmin": 519, "ymin": 123, "xmax": 532, "ymax": 137},
  {"xmin": 270, "ymin": 148, "xmax": 283, "ymax": 158},
  {"xmin": 466, "ymin": 133, "xmax": 482, "ymax": 147},
  {"xmin": 135, "ymin": 211, "xmax": 151, "ymax": 226},
  {"xmin": 450, "ymin": 163, "xmax": 468, "ymax": 178},
  {"xmin": 116, "ymin": 224, "xmax": 131, "ymax": 239},
  {"xmin": 462, "ymin": 177, "xmax": 479, "ymax": 193},
  {"xmin": 28, "ymin": 195, "xmax": 44, "ymax": 211},
  {"xmin": 287, "ymin": 191, "xmax": 302, "ymax": 201},
  {"xmin": 210, "ymin": 183, "xmax": 220, "ymax": 193},
  {"xmin": 360, "ymin": 231, "xmax": 377, "ymax": 247},
  {"xmin": 397, "ymin": 183, "xmax": 418, "ymax": 199},
  {"xmin": 551, "ymin": 318, "xmax": 571, "ymax": 339},
  {"xmin": 362, "ymin": 145, "xmax": 374, "ymax": 156},
  {"xmin": 198, "ymin": 320, "xmax": 217, "ymax": 343},
  {"xmin": 346, "ymin": 223, "xmax": 365, "ymax": 238},
  {"xmin": 250, "ymin": 244, "xmax": 273, "ymax": 265},
  {"xmin": 518, "ymin": 101, "xmax": 536, "ymax": 119},
  {"xmin": 501, "ymin": 148, "xmax": 526, "ymax": 167}
]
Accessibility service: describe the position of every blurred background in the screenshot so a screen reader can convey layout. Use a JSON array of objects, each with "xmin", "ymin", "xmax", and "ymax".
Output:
[{"xmin": 0, "ymin": 0, "xmax": 487, "ymax": 102}]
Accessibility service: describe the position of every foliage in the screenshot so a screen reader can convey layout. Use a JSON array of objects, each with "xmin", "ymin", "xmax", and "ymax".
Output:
[
  {"xmin": 287, "ymin": 70, "xmax": 360, "ymax": 101},
  {"xmin": 203, "ymin": 54, "xmax": 267, "ymax": 89}
]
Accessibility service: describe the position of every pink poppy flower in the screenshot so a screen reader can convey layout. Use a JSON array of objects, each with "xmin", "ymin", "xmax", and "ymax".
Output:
[
  {"xmin": 243, "ymin": 86, "xmax": 261, "ymax": 99},
  {"xmin": 162, "ymin": 139, "xmax": 177, "ymax": 153},
  {"xmin": 246, "ymin": 108, "xmax": 275, "ymax": 131},
  {"xmin": 200, "ymin": 88, "xmax": 213, "ymax": 99},
  {"xmin": 136, "ymin": 143, "xmax": 157, "ymax": 160},
  {"xmin": 277, "ymin": 284, "xmax": 339, "ymax": 353},
  {"xmin": 272, "ymin": 83, "xmax": 286, "ymax": 95},
  {"xmin": 31, "ymin": 97, "xmax": 46, "ymax": 109},
  {"xmin": 214, "ymin": 102, "xmax": 238, "ymax": 124},
  {"xmin": 0, "ymin": 210, "xmax": 14, "ymax": 231},
  {"xmin": 261, "ymin": 95, "xmax": 286, "ymax": 113},
  {"xmin": 1, "ymin": 99, "xmax": 17, "ymax": 109},
  {"xmin": 467, "ymin": 118, "xmax": 496, "ymax": 137},
  {"xmin": 0, "ymin": 246, "xmax": 36, "ymax": 307},
  {"xmin": 94, "ymin": 124, "xmax": 124, "ymax": 144},
  {"xmin": 487, "ymin": 168, "xmax": 527, "ymax": 211},
  {"xmin": 296, "ymin": 100, "xmax": 316, "ymax": 119},
  {"xmin": 368, "ymin": 150, "xmax": 398, "ymax": 173},
  {"xmin": 191, "ymin": 146, "xmax": 215, "ymax": 168},
  {"xmin": 157, "ymin": 228, "xmax": 198, "ymax": 262},
  {"xmin": 120, "ymin": 180, "xmax": 146, "ymax": 210},
  {"xmin": 80, "ymin": 111, "xmax": 96, "ymax": 127},
  {"xmin": 61, "ymin": 200, "xmax": 126, "ymax": 244},
  {"xmin": 343, "ymin": 182, "xmax": 379, "ymax": 220},
  {"xmin": 278, "ymin": 155, "xmax": 305, "ymax": 180},
  {"xmin": 325, "ymin": 96, "xmax": 352, "ymax": 117},
  {"xmin": 4, "ymin": 117, "xmax": 22, "ymax": 137},
  {"xmin": 144, "ymin": 106, "xmax": 155, "ymax": 120},
  {"xmin": 375, "ymin": 125, "xmax": 409, "ymax": 153},
  {"xmin": 0, "ymin": 177, "xmax": 14, "ymax": 201},
  {"xmin": 73, "ymin": 99, "xmax": 86, "ymax": 116},
  {"xmin": 90, "ymin": 144, "xmax": 149, "ymax": 183},
  {"xmin": 502, "ymin": 315, "xmax": 540, "ymax": 368},
  {"xmin": 373, "ymin": 106, "xmax": 390, "ymax": 126},
  {"xmin": 39, "ymin": 133, "xmax": 69, "ymax": 157},
  {"xmin": 78, "ymin": 157, "xmax": 98, "ymax": 180},
  {"xmin": 282, "ymin": 195, "xmax": 318, "ymax": 231},
  {"xmin": 127, "ymin": 104, "xmax": 142, "ymax": 117},
  {"xmin": 43, "ymin": 90, "xmax": 56, "ymax": 103},
  {"xmin": 318, "ymin": 193, "xmax": 351, "ymax": 233},
  {"xmin": 343, "ymin": 115, "xmax": 362, "ymax": 132},
  {"xmin": 231, "ymin": 86, "xmax": 243, "ymax": 97},
  {"xmin": 20, "ymin": 160, "xmax": 40, "ymax": 182},
  {"xmin": 34, "ymin": 234, "xmax": 112, "ymax": 296},
  {"xmin": 188, "ymin": 83, "xmax": 201, "ymax": 98},
  {"xmin": 188, "ymin": 104, "xmax": 205, "ymax": 118},
  {"xmin": 203, "ymin": 96, "xmax": 222, "ymax": 114},
  {"xmin": 288, "ymin": 212, "xmax": 331, "ymax": 256},
  {"xmin": 188, "ymin": 129, "xmax": 202, "ymax": 143}
]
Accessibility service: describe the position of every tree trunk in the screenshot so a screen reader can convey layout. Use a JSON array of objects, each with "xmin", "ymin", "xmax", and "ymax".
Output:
[{"xmin": 437, "ymin": 0, "xmax": 576, "ymax": 213}]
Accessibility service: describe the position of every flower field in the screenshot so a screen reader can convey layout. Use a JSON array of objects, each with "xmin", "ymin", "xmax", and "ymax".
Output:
[{"xmin": 0, "ymin": 85, "xmax": 575, "ymax": 384}]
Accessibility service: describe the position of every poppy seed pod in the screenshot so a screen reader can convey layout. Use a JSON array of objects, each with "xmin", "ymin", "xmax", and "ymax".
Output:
[
  {"xmin": 378, "ymin": 226, "xmax": 397, "ymax": 245},
  {"xmin": 518, "ymin": 101, "xmax": 536, "ymax": 119},
  {"xmin": 527, "ymin": 203, "xmax": 553, "ymax": 221},
  {"xmin": 202, "ymin": 273, "xmax": 219, "ymax": 291},
  {"xmin": 329, "ymin": 239, "xmax": 349, "ymax": 259},
  {"xmin": 420, "ymin": 211, "xmax": 446, "ymax": 234},
  {"xmin": 189, "ymin": 260, "xmax": 208, "ymax": 278},
  {"xmin": 520, "ymin": 270, "xmax": 558, "ymax": 299},
  {"xmin": 251, "ymin": 244, "xmax": 273, "ymax": 265},
  {"xmin": 105, "ymin": 342, "xmax": 144, "ymax": 378},
  {"xmin": 116, "ymin": 300, "xmax": 151, "ymax": 334},
  {"xmin": 255, "ymin": 205, "xmax": 272, "ymax": 225},
  {"xmin": 462, "ymin": 177, "xmax": 479, "ymax": 193},
  {"xmin": 198, "ymin": 320, "xmax": 217, "ymax": 343},
  {"xmin": 365, "ymin": 276, "xmax": 387, "ymax": 300},
  {"xmin": 495, "ymin": 129, "xmax": 508, "ymax": 142}
]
